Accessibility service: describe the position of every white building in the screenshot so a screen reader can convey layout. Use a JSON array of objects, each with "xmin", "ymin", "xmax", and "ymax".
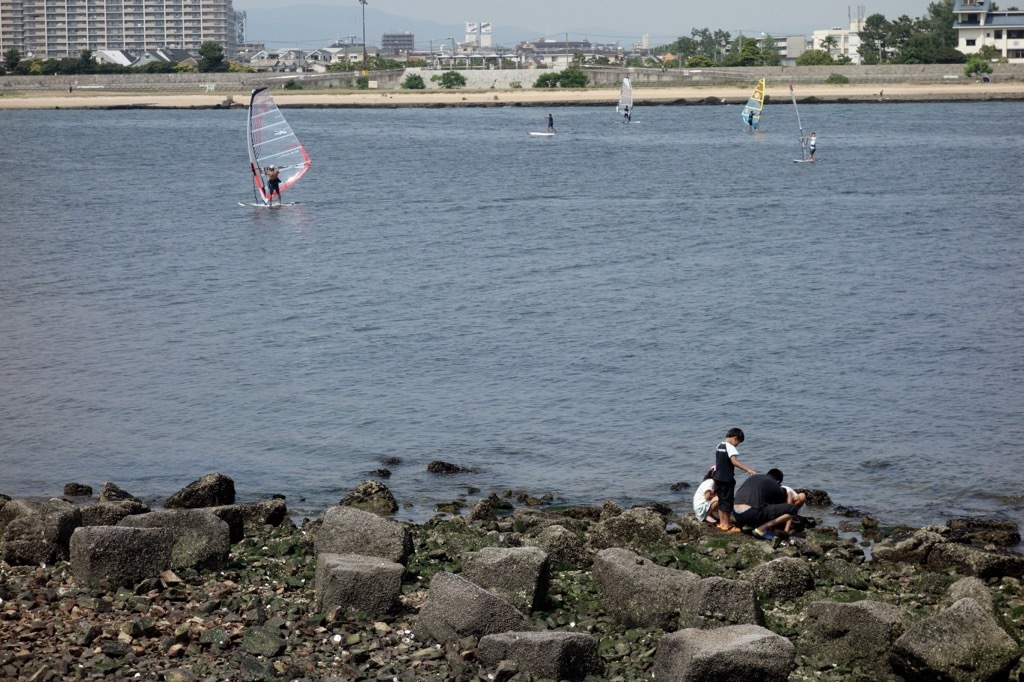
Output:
[
  {"xmin": 0, "ymin": 0, "xmax": 237, "ymax": 58},
  {"xmin": 954, "ymin": 0, "xmax": 1024, "ymax": 61},
  {"xmin": 812, "ymin": 19, "xmax": 864, "ymax": 64}
]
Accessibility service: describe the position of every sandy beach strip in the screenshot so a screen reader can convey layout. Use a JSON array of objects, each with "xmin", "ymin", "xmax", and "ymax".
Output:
[{"xmin": 1, "ymin": 81, "xmax": 1021, "ymax": 109}]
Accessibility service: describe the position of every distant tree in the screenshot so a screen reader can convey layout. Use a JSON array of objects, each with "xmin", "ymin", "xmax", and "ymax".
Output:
[
  {"xmin": 135, "ymin": 60, "xmax": 178, "ymax": 73},
  {"xmin": 283, "ymin": 79, "xmax": 303, "ymax": 89},
  {"xmin": 760, "ymin": 34, "xmax": 781, "ymax": 65},
  {"xmin": 558, "ymin": 66, "xmax": 588, "ymax": 87},
  {"xmin": 820, "ymin": 35, "xmax": 840, "ymax": 55},
  {"xmin": 173, "ymin": 62, "xmax": 196, "ymax": 73},
  {"xmin": 924, "ymin": 0, "xmax": 958, "ymax": 49},
  {"xmin": 858, "ymin": 13, "xmax": 892, "ymax": 63},
  {"xmin": 978, "ymin": 44, "xmax": 1000, "ymax": 60},
  {"xmin": 430, "ymin": 70, "xmax": 466, "ymax": 89},
  {"xmin": 532, "ymin": 67, "xmax": 587, "ymax": 88},
  {"xmin": 964, "ymin": 55, "xmax": 993, "ymax": 76},
  {"xmin": 355, "ymin": 75, "xmax": 369, "ymax": 89},
  {"xmin": 825, "ymin": 73, "xmax": 850, "ymax": 84},
  {"xmin": 533, "ymin": 71, "xmax": 560, "ymax": 88},
  {"xmin": 400, "ymin": 73, "xmax": 425, "ymax": 89},
  {"xmin": 406, "ymin": 58, "xmax": 427, "ymax": 67},
  {"xmin": 77, "ymin": 49, "xmax": 95, "ymax": 73},
  {"xmin": 897, "ymin": 32, "xmax": 964, "ymax": 63},
  {"xmin": 685, "ymin": 54, "xmax": 714, "ymax": 67},
  {"xmin": 3, "ymin": 48, "xmax": 20, "ymax": 73},
  {"xmin": 227, "ymin": 60, "xmax": 255, "ymax": 73},
  {"xmin": 198, "ymin": 41, "xmax": 227, "ymax": 72},
  {"xmin": 796, "ymin": 49, "xmax": 835, "ymax": 66}
]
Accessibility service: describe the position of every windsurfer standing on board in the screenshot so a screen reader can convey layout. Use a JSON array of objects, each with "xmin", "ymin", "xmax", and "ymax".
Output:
[
  {"xmin": 807, "ymin": 132, "xmax": 817, "ymax": 161},
  {"xmin": 264, "ymin": 165, "xmax": 282, "ymax": 206},
  {"xmin": 546, "ymin": 113, "xmax": 555, "ymax": 133}
]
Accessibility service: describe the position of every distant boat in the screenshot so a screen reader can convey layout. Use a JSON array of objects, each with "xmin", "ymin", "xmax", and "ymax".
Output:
[
  {"xmin": 742, "ymin": 78, "xmax": 765, "ymax": 130},
  {"xmin": 616, "ymin": 77, "xmax": 633, "ymax": 122},
  {"xmin": 245, "ymin": 87, "xmax": 311, "ymax": 205}
]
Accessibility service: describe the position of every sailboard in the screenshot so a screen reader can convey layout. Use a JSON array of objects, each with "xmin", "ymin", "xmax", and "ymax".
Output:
[
  {"xmin": 527, "ymin": 131, "xmax": 556, "ymax": 137},
  {"xmin": 246, "ymin": 87, "xmax": 311, "ymax": 205},
  {"xmin": 617, "ymin": 77, "xmax": 633, "ymax": 122},
  {"xmin": 742, "ymin": 78, "xmax": 764, "ymax": 130},
  {"xmin": 789, "ymin": 81, "xmax": 811, "ymax": 162}
]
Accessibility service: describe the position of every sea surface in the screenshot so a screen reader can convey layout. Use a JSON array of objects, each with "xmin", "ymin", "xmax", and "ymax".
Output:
[{"xmin": 2, "ymin": 101, "xmax": 1022, "ymax": 538}]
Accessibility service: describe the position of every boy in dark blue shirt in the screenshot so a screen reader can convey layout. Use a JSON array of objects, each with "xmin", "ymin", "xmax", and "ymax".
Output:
[{"xmin": 711, "ymin": 427, "xmax": 757, "ymax": 532}]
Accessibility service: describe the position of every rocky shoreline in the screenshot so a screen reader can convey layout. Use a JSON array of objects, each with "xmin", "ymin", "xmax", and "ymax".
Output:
[{"xmin": 1, "ymin": 474, "xmax": 1022, "ymax": 681}]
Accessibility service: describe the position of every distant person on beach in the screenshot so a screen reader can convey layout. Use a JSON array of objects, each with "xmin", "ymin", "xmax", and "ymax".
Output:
[
  {"xmin": 546, "ymin": 113, "xmax": 555, "ymax": 133},
  {"xmin": 807, "ymin": 132, "xmax": 817, "ymax": 161},
  {"xmin": 693, "ymin": 467, "xmax": 719, "ymax": 525},
  {"xmin": 264, "ymin": 165, "xmax": 282, "ymax": 206},
  {"xmin": 711, "ymin": 427, "xmax": 756, "ymax": 532},
  {"xmin": 733, "ymin": 468, "xmax": 804, "ymax": 540}
]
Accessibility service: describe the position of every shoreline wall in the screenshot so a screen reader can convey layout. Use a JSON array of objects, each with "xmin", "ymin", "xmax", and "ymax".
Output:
[{"xmin": 3, "ymin": 63, "xmax": 1023, "ymax": 93}]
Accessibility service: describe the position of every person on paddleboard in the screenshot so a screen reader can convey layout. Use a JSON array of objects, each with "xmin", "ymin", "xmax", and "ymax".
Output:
[
  {"xmin": 264, "ymin": 165, "xmax": 282, "ymax": 205},
  {"xmin": 546, "ymin": 113, "xmax": 555, "ymax": 133}
]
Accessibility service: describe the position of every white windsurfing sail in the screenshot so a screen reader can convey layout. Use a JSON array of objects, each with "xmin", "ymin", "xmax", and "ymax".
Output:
[
  {"xmin": 616, "ymin": 77, "xmax": 633, "ymax": 116},
  {"xmin": 789, "ymin": 81, "xmax": 808, "ymax": 161},
  {"xmin": 742, "ymin": 78, "xmax": 765, "ymax": 129},
  {"xmin": 247, "ymin": 87, "xmax": 311, "ymax": 203}
]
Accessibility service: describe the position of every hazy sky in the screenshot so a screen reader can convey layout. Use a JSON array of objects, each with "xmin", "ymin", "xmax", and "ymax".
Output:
[{"xmin": 235, "ymin": 0, "xmax": 933, "ymax": 41}]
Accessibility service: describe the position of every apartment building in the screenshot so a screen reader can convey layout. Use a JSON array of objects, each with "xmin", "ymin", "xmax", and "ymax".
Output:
[
  {"xmin": 0, "ymin": 0, "xmax": 236, "ymax": 58},
  {"xmin": 955, "ymin": 0, "xmax": 1024, "ymax": 60}
]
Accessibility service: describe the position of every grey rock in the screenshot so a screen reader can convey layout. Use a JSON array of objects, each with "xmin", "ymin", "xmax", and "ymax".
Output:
[
  {"xmin": 680, "ymin": 576, "xmax": 762, "ymax": 629},
  {"xmin": 892, "ymin": 597, "xmax": 1020, "ymax": 681},
  {"xmin": 79, "ymin": 499, "xmax": 151, "ymax": 526},
  {"xmin": 98, "ymin": 482, "xmax": 144, "ymax": 504},
  {"xmin": 0, "ymin": 498, "xmax": 44, "ymax": 532},
  {"xmin": 70, "ymin": 526, "xmax": 173, "ymax": 588},
  {"xmin": 314, "ymin": 552, "xmax": 404, "ymax": 616},
  {"xmin": 236, "ymin": 498, "xmax": 292, "ymax": 532},
  {"xmin": 592, "ymin": 547, "xmax": 700, "ymax": 630},
  {"xmin": 314, "ymin": 505, "xmax": 412, "ymax": 564},
  {"xmin": 872, "ymin": 528, "xmax": 946, "ymax": 565},
  {"xmin": 524, "ymin": 523, "xmax": 593, "ymax": 571},
  {"xmin": 946, "ymin": 576, "xmax": 994, "ymax": 614},
  {"xmin": 117, "ymin": 509, "xmax": 230, "ymax": 571},
  {"xmin": 1, "ymin": 501, "xmax": 81, "ymax": 566},
  {"xmin": 477, "ymin": 631, "xmax": 601, "ymax": 681},
  {"xmin": 744, "ymin": 556, "xmax": 815, "ymax": 600},
  {"xmin": 339, "ymin": 479, "xmax": 398, "ymax": 515},
  {"xmin": 465, "ymin": 499, "xmax": 496, "ymax": 523},
  {"xmin": 207, "ymin": 505, "xmax": 246, "ymax": 543},
  {"xmin": 926, "ymin": 541, "xmax": 1024, "ymax": 579},
  {"xmin": 653, "ymin": 624, "xmax": 795, "ymax": 682},
  {"xmin": 461, "ymin": 546, "xmax": 549, "ymax": 613},
  {"xmin": 164, "ymin": 472, "xmax": 236, "ymax": 508},
  {"xmin": 590, "ymin": 506, "xmax": 669, "ymax": 551},
  {"xmin": 241, "ymin": 625, "xmax": 286, "ymax": 658},
  {"xmin": 63, "ymin": 483, "xmax": 93, "ymax": 497},
  {"xmin": 413, "ymin": 571, "xmax": 530, "ymax": 644},
  {"xmin": 800, "ymin": 600, "xmax": 908, "ymax": 677},
  {"xmin": 946, "ymin": 518, "xmax": 1021, "ymax": 547}
]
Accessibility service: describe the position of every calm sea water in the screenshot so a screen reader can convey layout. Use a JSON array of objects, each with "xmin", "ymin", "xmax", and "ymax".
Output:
[{"xmin": 1, "ymin": 101, "xmax": 1022, "ymax": 536}]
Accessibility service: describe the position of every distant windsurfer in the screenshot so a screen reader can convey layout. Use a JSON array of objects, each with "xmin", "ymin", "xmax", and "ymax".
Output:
[
  {"xmin": 623, "ymin": 105, "xmax": 630, "ymax": 123},
  {"xmin": 546, "ymin": 113, "xmax": 555, "ymax": 133},
  {"xmin": 747, "ymin": 110, "xmax": 755, "ymax": 130},
  {"xmin": 807, "ymin": 132, "xmax": 816, "ymax": 161},
  {"xmin": 264, "ymin": 165, "xmax": 282, "ymax": 205}
]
